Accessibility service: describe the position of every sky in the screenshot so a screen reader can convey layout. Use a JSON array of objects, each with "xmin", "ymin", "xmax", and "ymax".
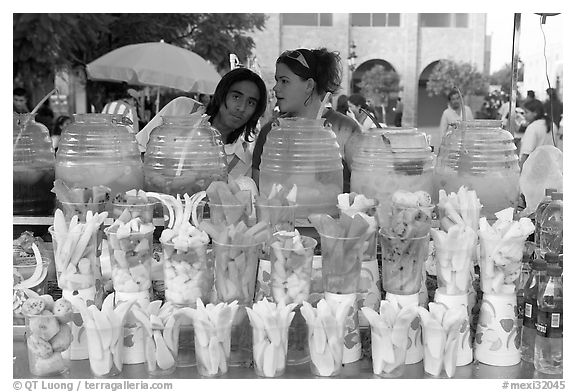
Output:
[{"xmin": 486, "ymin": 13, "xmax": 515, "ymax": 73}]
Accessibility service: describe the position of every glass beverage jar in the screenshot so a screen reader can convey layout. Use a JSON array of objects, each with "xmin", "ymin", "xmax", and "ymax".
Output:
[
  {"xmin": 13, "ymin": 113, "xmax": 55, "ymax": 215},
  {"xmin": 55, "ymin": 114, "xmax": 144, "ymax": 197},
  {"xmin": 259, "ymin": 117, "xmax": 343, "ymax": 218},
  {"xmin": 143, "ymin": 116, "xmax": 228, "ymax": 197},
  {"xmin": 350, "ymin": 127, "xmax": 434, "ymax": 226},
  {"xmin": 434, "ymin": 120, "xmax": 519, "ymax": 220}
]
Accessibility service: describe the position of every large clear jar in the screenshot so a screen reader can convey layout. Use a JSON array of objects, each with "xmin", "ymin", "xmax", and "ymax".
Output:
[
  {"xmin": 143, "ymin": 116, "xmax": 227, "ymax": 196},
  {"xmin": 350, "ymin": 127, "xmax": 434, "ymax": 225},
  {"xmin": 259, "ymin": 117, "xmax": 343, "ymax": 218},
  {"xmin": 434, "ymin": 120, "xmax": 519, "ymax": 220},
  {"xmin": 55, "ymin": 114, "xmax": 144, "ymax": 197},
  {"xmin": 13, "ymin": 113, "xmax": 55, "ymax": 215}
]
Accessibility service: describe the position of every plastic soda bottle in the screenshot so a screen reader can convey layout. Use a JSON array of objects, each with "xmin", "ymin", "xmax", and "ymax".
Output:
[
  {"xmin": 520, "ymin": 258, "xmax": 547, "ymax": 363},
  {"xmin": 534, "ymin": 188, "xmax": 556, "ymax": 249},
  {"xmin": 539, "ymin": 192, "xmax": 563, "ymax": 256},
  {"xmin": 533, "ymin": 264, "xmax": 563, "ymax": 374}
]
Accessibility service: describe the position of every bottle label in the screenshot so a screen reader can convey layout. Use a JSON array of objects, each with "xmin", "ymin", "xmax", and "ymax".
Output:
[
  {"xmin": 535, "ymin": 310, "xmax": 563, "ymax": 338},
  {"xmin": 523, "ymin": 299, "xmax": 537, "ymax": 329}
]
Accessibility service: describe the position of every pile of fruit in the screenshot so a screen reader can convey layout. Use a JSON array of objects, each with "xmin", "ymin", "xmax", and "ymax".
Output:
[{"xmin": 52, "ymin": 179, "xmax": 110, "ymax": 220}]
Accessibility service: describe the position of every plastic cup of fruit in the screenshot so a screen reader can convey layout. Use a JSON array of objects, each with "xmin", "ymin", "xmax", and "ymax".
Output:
[
  {"xmin": 434, "ymin": 240, "xmax": 476, "ymax": 295},
  {"xmin": 112, "ymin": 200, "xmax": 157, "ymax": 224},
  {"xmin": 208, "ymin": 202, "xmax": 250, "ymax": 227},
  {"xmin": 306, "ymin": 319, "xmax": 345, "ymax": 377},
  {"xmin": 192, "ymin": 322, "xmax": 232, "ymax": 377},
  {"xmin": 13, "ymin": 256, "xmax": 50, "ymax": 324},
  {"xmin": 212, "ymin": 241, "xmax": 261, "ymax": 305},
  {"xmin": 25, "ymin": 313, "xmax": 72, "ymax": 376},
  {"xmin": 318, "ymin": 232, "xmax": 364, "ymax": 294},
  {"xmin": 161, "ymin": 239, "xmax": 213, "ymax": 305},
  {"xmin": 251, "ymin": 323, "xmax": 289, "ymax": 377},
  {"xmin": 478, "ymin": 235, "xmax": 526, "ymax": 295},
  {"xmin": 49, "ymin": 226, "xmax": 98, "ymax": 291},
  {"xmin": 144, "ymin": 332, "xmax": 177, "ymax": 377},
  {"xmin": 255, "ymin": 202, "xmax": 297, "ymax": 233},
  {"xmin": 85, "ymin": 324, "xmax": 121, "ymax": 377},
  {"xmin": 421, "ymin": 321, "xmax": 458, "ymax": 378},
  {"xmin": 58, "ymin": 201, "xmax": 108, "ymax": 223},
  {"xmin": 369, "ymin": 324, "xmax": 409, "ymax": 378},
  {"xmin": 105, "ymin": 227, "xmax": 153, "ymax": 293},
  {"xmin": 379, "ymin": 230, "xmax": 430, "ymax": 295}
]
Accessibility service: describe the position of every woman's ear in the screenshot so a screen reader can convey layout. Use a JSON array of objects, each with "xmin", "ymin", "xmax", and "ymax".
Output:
[{"xmin": 305, "ymin": 78, "xmax": 316, "ymax": 95}]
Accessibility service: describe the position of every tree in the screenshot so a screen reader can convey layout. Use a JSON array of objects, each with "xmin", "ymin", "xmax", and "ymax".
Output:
[
  {"xmin": 426, "ymin": 59, "xmax": 488, "ymax": 100},
  {"xmin": 489, "ymin": 61, "xmax": 523, "ymax": 96},
  {"xmin": 13, "ymin": 13, "xmax": 267, "ymax": 104},
  {"xmin": 357, "ymin": 65, "xmax": 402, "ymax": 107}
]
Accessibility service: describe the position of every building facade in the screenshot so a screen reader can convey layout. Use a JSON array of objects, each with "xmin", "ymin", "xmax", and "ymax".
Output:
[{"xmin": 249, "ymin": 13, "xmax": 487, "ymax": 137}]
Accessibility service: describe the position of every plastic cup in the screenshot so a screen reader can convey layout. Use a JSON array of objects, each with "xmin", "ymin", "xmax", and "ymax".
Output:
[
  {"xmin": 421, "ymin": 321, "xmax": 459, "ymax": 378},
  {"xmin": 255, "ymin": 202, "xmax": 296, "ymax": 233},
  {"xmin": 49, "ymin": 225, "xmax": 98, "ymax": 291},
  {"xmin": 143, "ymin": 331, "xmax": 177, "ymax": 377},
  {"xmin": 434, "ymin": 240, "xmax": 476, "ymax": 295},
  {"xmin": 13, "ymin": 257, "xmax": 50, "ymax": 325},
  {"xmin": 25, "ymin": 313, "xmax": 72, "ymax": 376},
  {"xmin": 270, "ymin": 235, "xmax": 316, "ymax": 305},
  {"xmin": 307, "ymin": 319, "xmax": 346, "ymax": 377},
  {"xmin": 370, "ymin": 324, "xmax": 409, "ymax": 377},
  {"xmin": 379, "ymin": 230, "xmax": 430, "ymax": 295},
  {"xmin": 85, "ymin": 324, "xmax": 122, "ymax": 377},
  {"xmin": 212, "ymin": 241, "xmax": 260, "ymax": 305},
  {"xmin": 479, "ymin": 235, "xmax": 526, "ymax": 294},
  {"xmin": 162, "ymin": 239, "xmax": 213, "ymax": 305},
  {"xmin": 208, "ymin": 202, "xmax": 249, "ymax": 227},
  {"xmin": 105, "ymin": 228, "xmax": 153, "ymax": 294},
  {"xmin": 251, "ymin": 324, "xmax": 289, "ymax": 377},
  {"xmin": 318, "ymin": 232, "xmax": 364, "ymax": 294},
  {"xmin": 193, "ymin": 322, "xmax": 232, "ymax": 377}
]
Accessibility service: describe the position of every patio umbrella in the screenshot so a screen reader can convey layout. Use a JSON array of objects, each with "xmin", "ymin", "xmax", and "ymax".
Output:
[{"xmin": 86, "ymin": 41, "xmax": 221, "ymax": 110}]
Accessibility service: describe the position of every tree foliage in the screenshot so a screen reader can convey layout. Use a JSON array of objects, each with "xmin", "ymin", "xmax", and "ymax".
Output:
[
  {"xmin": 358, "ymin": 65, "xmax": 402, "ymax": 106},
  {"xmin": 13, "ymin": 13, "xmax": 267, "ymax": 102},
  {"xmin": 426, "ymin": 59, "xmax": 488, "ymax": 99},
  {"xmin": 489, "ymin": 62, "xmax": 523, "ymax": 96}
]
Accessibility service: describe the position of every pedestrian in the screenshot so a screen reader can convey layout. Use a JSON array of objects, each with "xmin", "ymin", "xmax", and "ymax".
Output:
[
  {"xmin": 348, "ymin": 93, "xmax": 378, "ymax": 130},
  {"xmin": 13, "ymin": 87, "xmax": 30, "ymax": 113},
  {"xmin": 393, "ymin": 97, "xmax": 404, "ymax": 127},
  {"xmin": 51, "ymin": 115, "xmax": 71, "ymax": 152},
  {"xmin": 439, "ymin": 89, "xmax": 474, "ymax": 136},
  {"xmin": 543, "ymin": 87, "xmax": 563, "ymax": 128},
  {"xmin": 519, "ymin": 99, "xmax": 558, "ymax": 170}
]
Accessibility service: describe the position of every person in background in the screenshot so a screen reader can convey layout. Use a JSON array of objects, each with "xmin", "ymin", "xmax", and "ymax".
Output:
[
  {"xmin": 393, "ymin": 97, "xmax": 404, "ymax": 127},
  {"xmin": 519, "ymin": 99, "xmax": 558, "ymax": 170},
  {"xmin": 205, "ymin": 68, "xmax": 267, "ymax": 178},
  {"xmin": 13, "ymin": 87, "xmax": 30, "ymax": 113},
  {"xmin": 251, "ymin": 47, "xmax": 362, "ymax": 192},
  {"xmin": 51, "ymin": 115, "xmax": 71, "ymax": 152},
  {"xmin": 348, "ymin": 93, "xmax": 378, "ymax": 130},
  {"xmin": 102, "ymin": 88, "xmax": 140, "ymax": 134},
  {"xmin": 544, "ymin": 87, "xmax": 563, "ymax": 128},
  {"xmin": 335, "ymin": 94, "xmax": 349, "ymax": 116},
  {"xmin": 523, "ymin": 90, "xmax": 536, "ymax": 105},
  {"xmin": 35, "ymin": 99, "xmax": 55, "ymax": 133},
  {"xmin": 439, "ymin": 89, "xmax": 474, "ymax": 136}
]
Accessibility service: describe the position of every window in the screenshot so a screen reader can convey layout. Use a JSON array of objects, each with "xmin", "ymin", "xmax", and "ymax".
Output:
[
  {"xmin": 420, "ymin": 13, "xmax": 469, "ymax": 28},
  {"xmin": 282, "ymin": 13, "xmax": 333, "ymax": 26},
  {"xmin": 350, "ymin": 13, "xmax": 400, "ymax": 27}
]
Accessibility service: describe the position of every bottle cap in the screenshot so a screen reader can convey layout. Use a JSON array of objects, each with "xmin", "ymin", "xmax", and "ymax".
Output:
[
  {"xmin": 545, "ymin": 252, "xmax": 560, "ymax": 264},
  {"xmin": 551, "ymin": 192, "xmax": 563, "ymax": 201},
  {"xmin": 545, "ymin": 188, "xmax": 557, "ymax": 196},
  {"xmin": 531, "ymin": 258, "xmax": 547, "ymax": 271},
  {"xmin": 547, "ymin": 264, "xmax": 562, "ymax": 277}
]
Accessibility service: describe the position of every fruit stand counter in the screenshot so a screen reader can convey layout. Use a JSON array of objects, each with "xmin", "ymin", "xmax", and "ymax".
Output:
[{"xmin": 13, "ymin": 334, "xmax": 548, "ymax": 379}]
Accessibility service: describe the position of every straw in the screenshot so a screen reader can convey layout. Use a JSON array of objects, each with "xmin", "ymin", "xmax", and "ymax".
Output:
[
  {"xmin": 13, "ymin": 88, "xmax": 58, "ymax": 149},
  {"xmin": 315, "ymin": 92, "xmax": 332, "ymax": 120},
  {"xmin": 175, "ymin": 110, "xmax": 206, "ymax": 177}
]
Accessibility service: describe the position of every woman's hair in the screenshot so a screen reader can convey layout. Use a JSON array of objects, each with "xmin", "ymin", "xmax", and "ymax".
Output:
[
  {"xmin": 335, "ymin": 94, "xmax": 349, "ymax": 114},
  {"xmin": 52, "ymin": 115, "xmax": 71, "ymax": 136},
  {"xmin": 523, "ymin": 99, "xmax": 552, "ymax": 133},
  {"xmin": 205, "ymin": 68, "xmax": 268, "ymax": 144},
  {"xmin": 348, "ymin": 93, "xmax": 368, "ymax": 109},
  {"xmin": 277, "ymin": 48, "xmax": 342, "ymax": 96}
]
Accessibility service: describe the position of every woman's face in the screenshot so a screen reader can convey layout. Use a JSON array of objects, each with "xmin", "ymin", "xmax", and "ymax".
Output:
[
  {"xmin": 524, "ymin": 108, "xmax": 537, "ymax": 123},
  {"xmin": 216, "ymin": 80, "xmax": 260, "ymax": 132},
  {"xmin": 273, "ymin": 63, "xmax": 310, "ymax": 114},
  {"xmin": 348, "ymin": 101, "xmax": 360, "ymax": 116}
]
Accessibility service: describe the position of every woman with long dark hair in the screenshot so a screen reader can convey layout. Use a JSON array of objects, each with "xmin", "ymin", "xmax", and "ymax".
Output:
[{"xmin": 519, "ymin": 99, "xmax": 557, "ymax": 169}]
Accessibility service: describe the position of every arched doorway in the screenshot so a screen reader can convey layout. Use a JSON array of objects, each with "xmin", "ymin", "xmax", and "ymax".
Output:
[
  {"xmin": 417, "ymin": 60, "xmax": 447, "ymax": 148},
  {"xmin": 351, "ymin": 59, "xmax": 396, "ymax": 125}
]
